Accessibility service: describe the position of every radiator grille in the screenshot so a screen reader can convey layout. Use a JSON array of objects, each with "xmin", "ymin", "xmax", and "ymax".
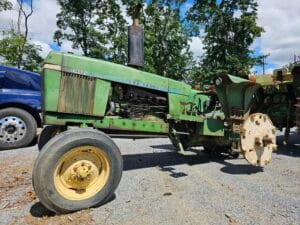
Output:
[{"xmin": 58, "ymin": 72, "xmax": 96, "ymax": 115}]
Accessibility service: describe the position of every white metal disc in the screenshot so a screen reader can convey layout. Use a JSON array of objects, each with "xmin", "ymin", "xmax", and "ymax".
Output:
[{"xmin": 240, "ymin": 113, "xmax": 277, "ymax": 166}]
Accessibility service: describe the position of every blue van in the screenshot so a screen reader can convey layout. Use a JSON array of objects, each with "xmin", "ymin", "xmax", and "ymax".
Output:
[{"xmin": 0, "ymin": 65, "xmax": 41, "ymax": 149}]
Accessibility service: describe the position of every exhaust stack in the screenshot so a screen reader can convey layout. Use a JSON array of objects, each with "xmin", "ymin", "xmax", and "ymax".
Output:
[{"xmin": 128, "ymin": 4, "xmax": 144, "ymax": 68}]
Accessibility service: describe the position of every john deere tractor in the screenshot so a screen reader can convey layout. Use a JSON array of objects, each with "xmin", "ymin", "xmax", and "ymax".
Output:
[{"xmin": 32, "ymin": 7, "xmax": 277, "ymax": 213}]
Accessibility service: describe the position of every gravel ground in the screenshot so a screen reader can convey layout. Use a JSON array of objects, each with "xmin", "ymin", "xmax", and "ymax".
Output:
[{"xmin": 0, "ymin": 132, "xmax": 299, "ymax": 225}]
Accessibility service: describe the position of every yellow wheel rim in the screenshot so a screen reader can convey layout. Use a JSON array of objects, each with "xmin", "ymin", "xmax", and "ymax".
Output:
[{"xmin": 54, "ymin": 146, "xmax": 110, "ymax": 201}]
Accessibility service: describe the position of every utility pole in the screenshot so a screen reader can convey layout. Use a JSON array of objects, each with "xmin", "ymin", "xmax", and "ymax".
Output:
[{"xmin": 261, "ymin": 53, "xmax": 270, "ymax": 74}]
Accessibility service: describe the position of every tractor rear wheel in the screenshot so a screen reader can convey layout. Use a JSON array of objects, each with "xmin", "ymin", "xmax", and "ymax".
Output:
[{"xmin": 32, "ymin": 128, "xmax": 123, "ymax": 214}]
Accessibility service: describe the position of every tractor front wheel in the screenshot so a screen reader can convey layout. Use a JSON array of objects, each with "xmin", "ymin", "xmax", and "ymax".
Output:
[{"xmin": 32, "ymin": 128, "xmax": 123, "ymax": 214}]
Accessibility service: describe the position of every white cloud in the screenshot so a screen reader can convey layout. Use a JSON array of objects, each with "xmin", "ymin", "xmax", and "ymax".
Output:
[
  {"xmin": 0, "ymin": 0, "xmax": 18, "ymax": 32},
  {"xmin": 60, "ymin": 40, "xmax": 82, "ymax": 55},
  {"xmin": 257, "ymin": 0, "xmax": 300, "ymax": 67},
  {"xmin": 27, "ymin": 0, "xmax": 59, "ymax": 44},
  {"xmin": 189, "ymin": 36, "xmax": 204, "ymax": 61},
  {"xmin": 32, "ymin": 39, "xmax": 51, "ymax": 58},
  {"xmin": 0, "ymin": 0, "xmax": 75, "ymax": 56}
]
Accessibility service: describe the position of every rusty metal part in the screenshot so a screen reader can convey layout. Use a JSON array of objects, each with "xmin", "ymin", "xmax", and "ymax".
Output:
[
  {"xmin": 240, "ymin": 113, "xmax": 277, "ymax": 166},
  {"xmin": 128, "ymin": 4, "xmax": 144, "ymax": 68},
  {"xmin": 58, "ymin": 72, "xmax": 96, "ymax": 115}
]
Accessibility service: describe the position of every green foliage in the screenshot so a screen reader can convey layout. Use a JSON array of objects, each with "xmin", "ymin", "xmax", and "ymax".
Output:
[
  {"xmin": 0, "ymin": 30, "xmax": 43, "ymax": 72},
  {"xmin": 142, "ymin": 0, "xmax": 194, "ymax": 79},
  {"xmin": 122, "ymin": 0, "xmax": 195, "ymax": 79},
  {"xmin": 188, "ymin": 0, "xmax": 263, "ymax": 78},
  {"xmin": 55, "ymin": 0, "xmax": 127, "ymax": 64},
  {"xmin": 0, "ymin": 0, "xmax": 12, "ymax": 11},
  {"xmin": 56, "ymin": 0, "xmax": 194, "ymax": 80}
]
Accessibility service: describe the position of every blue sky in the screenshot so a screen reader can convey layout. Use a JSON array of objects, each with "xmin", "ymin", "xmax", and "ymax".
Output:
[{"xmin": 1, "ymin": 0, "xmax": 299, "ymax": 75}]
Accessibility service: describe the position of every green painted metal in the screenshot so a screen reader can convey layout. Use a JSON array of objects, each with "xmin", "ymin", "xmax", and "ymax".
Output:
[
  {"xmin": 44, "ymin": 52, "xmax": 191, "ymax": 96},
  {"xmin": 109, "ymin": 118, "xmax": 168, "ymax": 133},
  {"xmin": 216, "ymin": 79, "xmax": 263, "ymax": 118},
  {"xmin": 198, "ymin": 119, "xmax": 224, "ymax": 136},
  {"xmin": 42, "ymin": 69, "xmax": 61, "ymax": 112},
  {"xmin": 93, "ymin": 79, "xmax": 111, "ymax": 116},
  {"xmin": 168, "ymin": 93, "xmax": 187, "ymax": 116},
  {"xmin": 44, "ymin": 114, "xmax": 168, "ymax": 133},
  {"xmin": 42, "ymin": 51, "xmax": 264, "ymax": 144}
]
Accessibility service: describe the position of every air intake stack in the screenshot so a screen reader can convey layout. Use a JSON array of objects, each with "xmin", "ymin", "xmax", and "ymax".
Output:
[{"xmin": 128, "ymin": 4, "xmax": 144, "ymax": 68}]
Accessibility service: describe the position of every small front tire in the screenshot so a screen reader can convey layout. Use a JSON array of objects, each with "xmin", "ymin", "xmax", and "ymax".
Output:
[{"xmin": 32, "ymin": 128, "xmax": 123, "ymax": 214}]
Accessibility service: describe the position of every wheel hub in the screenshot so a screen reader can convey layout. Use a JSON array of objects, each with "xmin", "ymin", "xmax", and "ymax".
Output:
[
  {"xmin": 0, "ymin": 116, "xmax": 27, "ymax": 143},
  {"xmin": 54, "ymin": 146, "xmax": 110, "ymax": 200},
  {"xmin": 63, "ymin": 160, "xmax": 101, "ymax": 190}
]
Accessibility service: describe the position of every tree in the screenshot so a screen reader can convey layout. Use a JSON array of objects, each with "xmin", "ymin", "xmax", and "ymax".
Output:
[
  {"xmin": 188, "ymin": 0, "xmax": 263, "ymax": 78},
  {"xmin": 0, "ymin": 0, "xmax": 43, "ymax": 71},
  {"xmin": 56, "ymin": 0, "xmax": 194, "ymax": 80},
  {"xmin": 96, "ymin": 1, "xmax": 127, "ymax": 64},
  {"xmin": 144, "ymin": 0, "xmax": 194, "ymax": 79},
  {"xmin": 0, "ymin": 30, "xmax": 43, "ymax": 71},
  {"xmin": 0, "ymin": 0, "xmax": 12, "ymax": 11},
  {"xmin": 54, "ymin": 0, "xmax": 127, "ymax": 63}
]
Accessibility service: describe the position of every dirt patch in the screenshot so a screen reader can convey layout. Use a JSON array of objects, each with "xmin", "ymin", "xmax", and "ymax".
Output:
[
  {"xmin": 22, "ymin": 209, "xmax": 95, "ymax": 225},
  {"xmin": 0, "ymin": 154, "xmax": 35, "ymax": 209}
]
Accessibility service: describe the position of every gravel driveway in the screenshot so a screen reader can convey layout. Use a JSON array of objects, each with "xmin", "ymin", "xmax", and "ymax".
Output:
[{"xmin": 0, "ymin": 132, "xmax": 299, "ymax": 225}]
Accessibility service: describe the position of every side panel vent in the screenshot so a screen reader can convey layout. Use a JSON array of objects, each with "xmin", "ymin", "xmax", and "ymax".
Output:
[{"xmin": 58, "ymin": 72, "xmax": 96, "ymax": 115}]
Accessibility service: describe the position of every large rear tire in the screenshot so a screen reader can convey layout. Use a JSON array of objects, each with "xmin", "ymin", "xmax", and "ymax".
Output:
[
  {"xmin": 0, "ymin": 107, "xmax": 37, "ymax": 150},
  {"xmin": 32, "ymin": 128, "xmax": 123, "ymax": 214}
]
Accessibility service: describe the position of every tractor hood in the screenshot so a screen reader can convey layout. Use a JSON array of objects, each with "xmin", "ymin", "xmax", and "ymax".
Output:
[{"xmin": 43, "ymin": 52, "xmax": 191, "ymax": 96}]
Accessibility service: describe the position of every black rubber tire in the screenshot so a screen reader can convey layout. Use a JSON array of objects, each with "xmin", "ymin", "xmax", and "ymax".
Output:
[
  {"xmin": 38, "ymin": 126, "xmax": 62, "ymax": 151},
  {"xmin": 32, "ymin": 128, "xmax": 123, "ymax": 214},
  {"xmin": 0, "ymin": 107, "xmax": 37, "ymax": 150}
]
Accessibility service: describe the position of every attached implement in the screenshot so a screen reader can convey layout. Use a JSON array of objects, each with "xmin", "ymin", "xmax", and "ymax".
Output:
[{"xmin": 253, "ymin": 62, "xmax": 300, "ymax": 142}]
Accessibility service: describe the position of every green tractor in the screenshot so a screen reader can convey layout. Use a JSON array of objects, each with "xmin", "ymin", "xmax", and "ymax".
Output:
[{"xmin": 32, "ymin": 10, "xmax": 277, "ymax": 214}]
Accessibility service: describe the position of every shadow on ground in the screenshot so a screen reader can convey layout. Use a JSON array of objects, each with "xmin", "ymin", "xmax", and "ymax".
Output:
[
  {"xmin": 30, "ymin": 194, "xmax": 116, "ymax": 217},
  {"xmin": 30, "ymin": 202, "xmax": 55, "ymax": 217},
  {"xmin": 123, "ymin": 144, "xmax": 262, "ymax": 175},
  {"xmin": 276, "ymin": 132, "xmax": 300, "ymax": 157}
]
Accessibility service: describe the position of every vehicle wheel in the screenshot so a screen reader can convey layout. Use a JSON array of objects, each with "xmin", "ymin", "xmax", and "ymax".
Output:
[
  {"xmin": 38, "ymin": 126, "xmax": 62, "ymax": 151},
  {"xmin": 32, "ymin": 128, "xmax": 123, "ymax": 214},
  {"xmin": 0, "ymin": 107, "xmax": 37, "ymax": 150}
]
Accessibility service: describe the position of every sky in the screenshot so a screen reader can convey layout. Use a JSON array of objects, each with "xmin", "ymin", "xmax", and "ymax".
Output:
[{"xmin": 0, "ymin": 0, "xmax": 299, "ymax": 75}]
